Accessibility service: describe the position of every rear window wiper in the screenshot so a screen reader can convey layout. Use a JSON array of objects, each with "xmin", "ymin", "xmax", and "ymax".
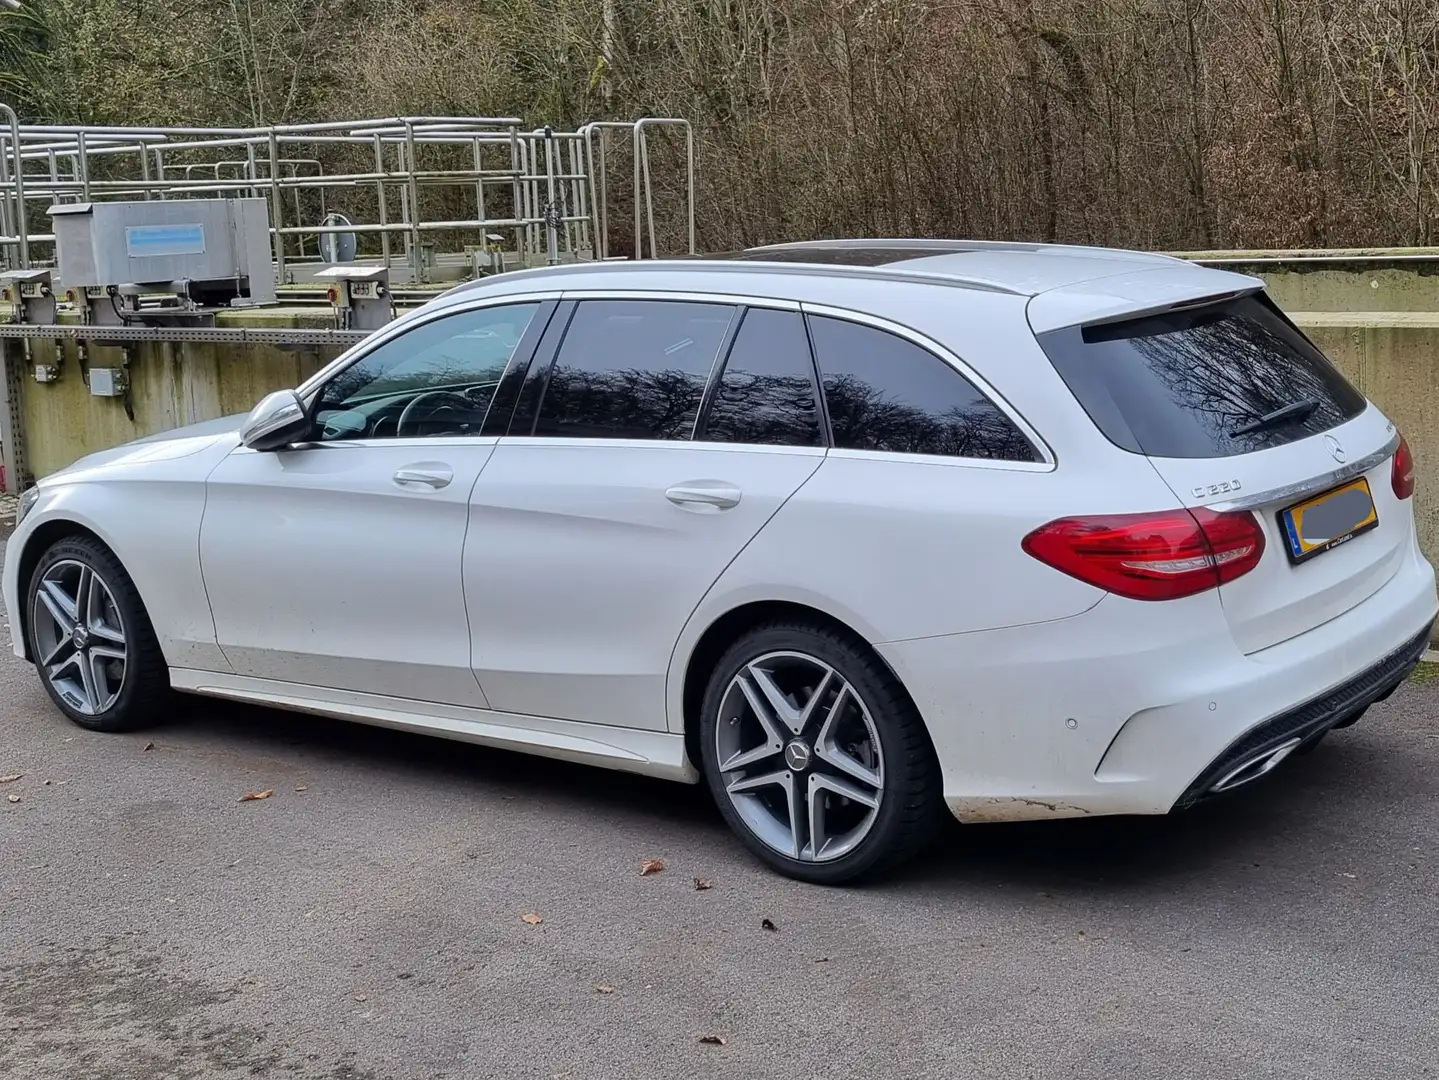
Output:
[{"xmin": 1228, "ymin": 397, "xmax": 1320, "ymax": 437}]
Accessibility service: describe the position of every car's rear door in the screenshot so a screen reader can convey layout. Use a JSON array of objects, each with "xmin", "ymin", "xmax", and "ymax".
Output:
[
  {"xmin": 461, "ymin": 296, "xmax": 826, "ymax": 731},
  {"xmin": 1035, "ymin": 292, "xmax": 1411, "ymax": 653}
]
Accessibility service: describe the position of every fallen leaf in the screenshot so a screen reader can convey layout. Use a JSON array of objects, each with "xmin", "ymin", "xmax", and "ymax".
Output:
[
  {"xmin": 693, "ymin": 877, "xmax": 713, "ymax": 891},
  {"xmin": 6, "ymin": 794, "xmax": 19, "ymax": 804},
  {"xmin": 143, "ymin": 742, "xmax": 155, "ymax": 752},
  {"xmin": 0, "ymin": 774, "xmax": 21, "ymax": 784},
  {"xmin": 239, "ymin": 789, "xmax": 274, "ymax": 802},
  {"xmin": 521, "ymin": 912, "xmax": 543, "ymax": 926},
  {"xmin": 294, "ymin": 785, "xmax": 308, "ymax": 792},
  {"xmin": 640, "ymin": 858, "xmax": 666, "ymax": 876},
  {"xmin": 761, "ymin": 918, "xmax": 778, "ymax": 932},
  {"xmin": 595, "ymin": 984, "xmax": 616, "ymax": 995},
  {"xmin": 699, "ymin": 1034, "xmax": 727, "ymax": 1046}
]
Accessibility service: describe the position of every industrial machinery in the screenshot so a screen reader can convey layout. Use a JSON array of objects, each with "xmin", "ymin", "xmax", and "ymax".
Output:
[
  {"xmin": 0, "ymin": 268, "xmax": 56, "ymax": 325},
  {"xmin": 49, "ymin": 198, "xmax": 276, "ymax": 319},
  {"xmin": 314, "ymin": 265, "xmax": 393, "ymax": 331}
]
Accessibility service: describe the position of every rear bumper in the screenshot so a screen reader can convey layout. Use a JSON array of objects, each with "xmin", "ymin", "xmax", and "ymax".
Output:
[
  {"xmin": 1172, "ymin": 620, "xmax": 1429, "ymax": 808},
  {"xmin": 877, "ymin": 537, "xmax": 1438, "ymax": 823}
]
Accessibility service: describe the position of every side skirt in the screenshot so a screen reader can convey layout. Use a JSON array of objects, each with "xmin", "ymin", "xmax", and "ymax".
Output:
[{"xmin": 169, "ymin": 668, "xmax": 701, "ymax": 783}]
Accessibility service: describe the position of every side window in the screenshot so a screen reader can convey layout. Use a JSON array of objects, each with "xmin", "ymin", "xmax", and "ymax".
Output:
[
  {"xmin": 807, "ymin": 315, "xmax": 1037, "ymax": 462},
  {"xmin": 532, "ymin": 299, "xmax": 736, "ymax": 440},
  {"xmin": 698, "ymin": 308, "xmax": 822, "ymax": 447},
  {"xmin": 313, "ymin": 302, "xmax": 541, "ymax": 440}
]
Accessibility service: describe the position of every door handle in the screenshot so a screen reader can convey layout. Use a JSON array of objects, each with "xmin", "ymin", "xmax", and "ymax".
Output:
[
  {"xmin": 665, "ymin": 481, "xmax": 742, "ymax": 511},
  {"xmin": 393, "ymin": 464, "xmax": 453, "ymax": 490}
]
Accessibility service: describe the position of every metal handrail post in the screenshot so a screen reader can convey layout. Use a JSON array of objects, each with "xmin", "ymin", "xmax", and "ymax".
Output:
[
  {"xmin": 1, "ymin": 103, "xmax": 29, "ymax": 268},
  {"xmin": 373, "ymin": 133, "xmax": 390, "ymax": 271},
  {"xmin": 472, "ymin": 136, "xmax": 487, "ymax": 236},
  {"xmin": 245, "ymin": 142, "xmax": 259, "ymax": 199},
  {"xmin": 508, "ymin": 125, "xmax": 525, "ymax": 265},
  {"xmin": 0, "ymin": 124, "xmax": 12, "ymax": 259},
  {"xmin": 403, "ymin": 120, "xmax": 423, "ymax": 281},
  {"xmin": 267, "ymin": 129, "xmax": 286, "ymax": 280},
  {"xmin": 139, "ymin": 141, "xmax": 153, "ymax": 199},
  {"xmin": 76, "ymin": 129, "xmax": 90, "ymax": 200},
  {"xmin": 633, "ymin": 118, "xmax": 695, "ymax": 259}
]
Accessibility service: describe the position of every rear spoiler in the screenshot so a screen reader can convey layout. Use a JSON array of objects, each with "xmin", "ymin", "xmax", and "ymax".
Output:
[{"xmin": 1025, "ymin": 267, "xmax": 1264, "ymax": 334}]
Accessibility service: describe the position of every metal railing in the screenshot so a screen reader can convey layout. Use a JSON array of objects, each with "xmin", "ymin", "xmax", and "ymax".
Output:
[{"xmin": 0, "ymin": 113, "xmax": 697, "ymax": 284}]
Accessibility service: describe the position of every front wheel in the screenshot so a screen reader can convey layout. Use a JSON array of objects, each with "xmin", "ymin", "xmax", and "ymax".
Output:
[
  {"xmin": 699, "ymin": 620, "xmax": 943, "ymax": 884},
  {"xmin": 27, "ymin": 535, "xmax": 170, "ymax": 733}
]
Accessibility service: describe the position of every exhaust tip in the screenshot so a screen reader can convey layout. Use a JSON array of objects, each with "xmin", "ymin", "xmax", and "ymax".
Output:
[{"xmin": 1209, "ymin": 736, "xmax": 1305, "ymax": 795}]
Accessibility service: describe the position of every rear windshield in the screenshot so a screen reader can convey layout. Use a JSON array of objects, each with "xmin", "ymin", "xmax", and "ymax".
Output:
[{"xmin": 1036, "ymin": 294, "xmax": 1367, "ymax": 459}]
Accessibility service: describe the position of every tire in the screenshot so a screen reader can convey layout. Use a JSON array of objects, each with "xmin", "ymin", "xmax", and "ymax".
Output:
[
  {"xmin": 26, "ymin": 534, "xmax": 170, "ymax": 733},
  {"xmin": 698, "ymin": 619, "xmax": 943, "ymax": 885}
]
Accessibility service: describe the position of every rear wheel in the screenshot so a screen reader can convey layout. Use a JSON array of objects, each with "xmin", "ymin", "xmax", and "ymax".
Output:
[
  {"xmin": 27, "ymin": 535, "xmax": 170, "ymax": 733},
  {"xmin": 699, "ymin": 620, "xmax": 943, "ymax": 884}
]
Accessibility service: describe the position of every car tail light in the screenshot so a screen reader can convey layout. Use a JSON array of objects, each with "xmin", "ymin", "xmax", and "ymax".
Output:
[
  {"xmin": 1392, "ymin": 434, "xmax": 1415, "ymax": 500},
  {"xmin": 1022, "ymin": 507, "xmax": 1266, "ymax": 601}
]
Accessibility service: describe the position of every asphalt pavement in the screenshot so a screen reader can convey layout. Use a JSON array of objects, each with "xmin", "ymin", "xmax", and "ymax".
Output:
[{"xmin": 2, "ymin": 522, "xmax": 1437, "ymax": 1080}]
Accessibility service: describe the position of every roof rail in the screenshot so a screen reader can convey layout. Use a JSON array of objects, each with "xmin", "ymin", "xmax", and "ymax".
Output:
[
  {"xmin": 443, "ymin": 257, "xmax": 1029, "ymax": 298},
  {"xmin": 748, "ymin": 237, "xmax": 1188, "ymax": 266}
]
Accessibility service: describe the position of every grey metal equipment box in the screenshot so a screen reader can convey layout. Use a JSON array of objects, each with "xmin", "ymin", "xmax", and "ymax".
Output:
[{"xmin": 48, "ymin": 198, "xmax": 276, "ymax": 307}]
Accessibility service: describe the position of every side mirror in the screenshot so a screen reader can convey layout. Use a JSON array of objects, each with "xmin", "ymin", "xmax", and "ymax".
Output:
[{"xmin": 240, "ymin": 390, "xmax": 309, "ymax": 451}]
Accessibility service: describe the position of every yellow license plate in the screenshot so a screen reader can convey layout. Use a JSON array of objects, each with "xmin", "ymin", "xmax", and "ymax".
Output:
[{"xmin": 1279, "ymin": 477, "xmax": 1378, "ymax": 564}]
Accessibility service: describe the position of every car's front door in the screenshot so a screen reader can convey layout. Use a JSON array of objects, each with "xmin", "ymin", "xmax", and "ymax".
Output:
[
  {"xmin": 199, "ymin": 298, "xmax": 554, "ymax": 705},
  {"xmin": 463, "ymin": 298, "xmax": 828, "ymax": 731}
]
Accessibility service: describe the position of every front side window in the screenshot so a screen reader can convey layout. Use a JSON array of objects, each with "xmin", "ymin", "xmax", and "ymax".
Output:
[
  {"xmin": 313, "ymin": 303, "xmax": 541, "ymax": 440},
  {"xmin": 531, "ymin": 299, "xmax": 737, "ymax": 440},
  {"xmin": 807, "ymin": 315, "xmax": 1037, "ymax": 462},
  {"xmin": 698, "ymin": 307, "xmax": 822, "ymax": 447}
]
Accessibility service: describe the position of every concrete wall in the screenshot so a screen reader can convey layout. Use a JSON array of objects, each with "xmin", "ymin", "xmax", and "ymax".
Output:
[
  {"xmin": 6, "ymin": 308, "xmax": 342, "ymax": 480},
  {"xmin": 1299, "ymin": 313, "xmax": 1439, "ymax": 565},
  {"xmin": 17, "ymin": 337, "xmax": 334, "ymax": 478}
]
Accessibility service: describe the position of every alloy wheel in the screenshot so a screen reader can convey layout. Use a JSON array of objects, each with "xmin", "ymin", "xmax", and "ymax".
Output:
[
  {"xmin": 32, "ymin": 559, "xmax": 129, "ymax": 716},
  {"xmin": 714, "ymin": 650, "xmax": 885, "ymax": 862}
]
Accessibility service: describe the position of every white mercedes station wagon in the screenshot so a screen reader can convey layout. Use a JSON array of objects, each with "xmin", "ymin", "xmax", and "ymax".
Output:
[{"xmin": 6, "ymin": 240, "xmax": 1436, "ymax": 883}]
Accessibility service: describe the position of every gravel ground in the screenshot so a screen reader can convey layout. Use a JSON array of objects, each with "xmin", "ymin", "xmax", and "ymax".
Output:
[{"xmin": 2, "ymin": 522, "xmax": 1437, "ymax": 1080}]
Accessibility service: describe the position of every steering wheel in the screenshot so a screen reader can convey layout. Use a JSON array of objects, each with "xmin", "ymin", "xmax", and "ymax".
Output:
[{"xmin": 396, "ymin": 390, "xmax": 475, "ymax": 438}]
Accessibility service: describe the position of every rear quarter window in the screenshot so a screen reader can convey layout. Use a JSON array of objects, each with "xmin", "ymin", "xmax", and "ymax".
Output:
[
  {"xmin": 806, "ymin": 315, "xmax": 1038, "ymax": 462},
  {"xmin": 1036, "ymin": 294, "xmax": 1366, "ymax": 459}
]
